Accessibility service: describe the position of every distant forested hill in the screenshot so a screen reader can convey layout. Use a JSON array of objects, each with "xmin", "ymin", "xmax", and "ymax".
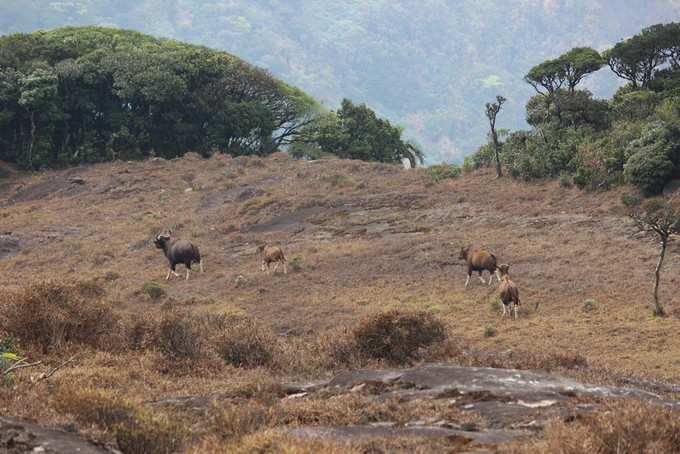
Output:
[{"xmin": 2, "ymin": 1, "xmax": 679, "ymax": 163}]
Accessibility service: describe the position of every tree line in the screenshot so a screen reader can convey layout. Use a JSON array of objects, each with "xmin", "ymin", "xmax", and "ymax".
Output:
[
  {"xmin": 471, "ymin": 21, "xmax": 680, "ymax": 196},
  {"xmin": 0, "ymin": 26, "xmax": 418, "ymax": 170}
]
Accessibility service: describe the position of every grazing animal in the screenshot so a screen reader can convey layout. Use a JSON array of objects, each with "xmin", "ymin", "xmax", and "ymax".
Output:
[
  {"xmin": 257, "ymin": 244, "xmax": 287, "ymax": 275},
  {"xmin": 459, "ymin": 246, "xmax": 500, "ymax": 287},
  {"xmin": 154, "ymin": 232, "xmax": 203, "ymax": 281},
  {"xmin": 498, "ymin": 264, "xmax": 520, "ymax": 319}
]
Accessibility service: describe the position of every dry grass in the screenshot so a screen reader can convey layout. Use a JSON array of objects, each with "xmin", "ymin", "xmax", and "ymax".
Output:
[
  {"xmin": 52, "ymin": 388, "xmax": 186, "ymax": 454},
  {"xmin": 320, "ymin": 310, "xmax": 448, "ymax": 367},
  {"xmin": 0, "ymin": 280, "xmax": 119, "ymax": 354},
  {"xmin": 503, "ymin": 399, "xmax": 680, "ymax": 453},
  {"xmin": 2, "ymin": 154, "xmax": 680, "ymax": 451}
]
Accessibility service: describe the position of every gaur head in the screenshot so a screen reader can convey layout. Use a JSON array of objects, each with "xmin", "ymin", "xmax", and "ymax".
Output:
[
  {"xmin": 154, "ymin": 231, "xmax": 171, "ymax": 249},
  {"xmin": 459, "ymin": 246, "xmax": 470, "ymax": 260},
  {"xmin": 499, "ymin": 263, "xmax": 510, "ymax": 276}
]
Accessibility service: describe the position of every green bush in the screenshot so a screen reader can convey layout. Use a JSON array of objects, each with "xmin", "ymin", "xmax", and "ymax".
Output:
[
  {"xmin": 582, "ymin": 299, "xmax": 597, "ymax": 312},
  {"xmin": 234, "ymin": 274, "xmax": 246, "ymax": 288},
  {"xmin": 621, "ymin": 192, "xmax": 643, "ymax": 207},
  {"xmin": 141, "ymin": 281, "xmax": 165, "ymax": 299},
  {"xmin": 623, "ymin": 120, "xmax": 680, "ymax": 195},
  {"xmin": 289, "ymin": 255, "xmax": 305, "ymax": 272},
  {"xmin": 489, "ymin": 297, "xmax": 501, "ymax": 313},
  {"xmin": 426, "ymin": 163, "xmax": 461, "ymax": 183},
  {"xmin": 624, "ymin": 147, "xmax": 674, "ymax": 195},
  {"xmin": 484, "ymin": 324, "xmax": 496, "ymax": 337}
]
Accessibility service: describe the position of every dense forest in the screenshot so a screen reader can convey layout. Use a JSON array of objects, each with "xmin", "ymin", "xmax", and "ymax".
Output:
[
  {"xmin": 468, "ymin": 22, "xmax": 680, "ymax": 195},
  {"xmin": 0, "ymin": 1, "xmax": 677, "ymax": 163},
  {"xmin": 0, "ymin": 26, "xmax": 420, "ymax": 169}
]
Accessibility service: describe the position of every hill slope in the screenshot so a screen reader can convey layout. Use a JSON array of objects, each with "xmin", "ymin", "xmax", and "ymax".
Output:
[
  {"xmin": 1, "ymin": 154, "xmax": 679, "ymax": 376},
  {"xmin": 2, "ymin": 155, "xmax": 680, "ymax": 451}
]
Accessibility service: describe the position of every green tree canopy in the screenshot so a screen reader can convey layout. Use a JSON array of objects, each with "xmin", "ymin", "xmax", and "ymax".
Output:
[
  {"xmin": 558, "ymin": 47, "xmax": 605, "ymax": 92},
  {"xmin": 291, "ymin": 98, "xmax": 423, "ymax": 166},
  {"xmin": 604, "ymin": 23, "xmax": 672, "ymax": 88},
  {"xmin": 0, "ymin": 26, "xmax": 322, "ymax": 169},
  {"xmin": 524, "ymin": 59, "xmax": 565, "ymax": 95}
]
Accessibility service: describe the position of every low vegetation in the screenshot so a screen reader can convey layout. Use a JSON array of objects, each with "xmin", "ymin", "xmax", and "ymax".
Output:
[
  {"xmin": 1, "ymin": 142, "xmax": 680, "ymax": 452},
  {"xmin": 505, "ymin": 400, "xmax": 680, "ymax": 453}
]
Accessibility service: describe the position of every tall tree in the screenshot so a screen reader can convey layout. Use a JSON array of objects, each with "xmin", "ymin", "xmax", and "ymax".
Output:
[
  {"xmin": 17, "ymin": 67, "xmax": 58, "ymax": 169},
  {"xmin": 291, "ymin": 98, "xmax": 422, "ymax": 166},
  {"xmin": 524, "ymin": 59, "xmax": 565, "ymax": 96},
  {"xmin": 485, "ymin": 95, "xmax": 506, "ymax": 178},
  {"xmin": 657, "ymin": 22, "xmax": 680, "ymax": 69},
  {"xmin": 629, "ymin": 198, "xmax": 680, "ymax": 316},
  {"xmin": 558, "ymin": 47, "xmax": 605, "ymax": 92},
  {"xmin": 0, "ymin": 26, "xmax": 322, "ymax": 168},
  {"xmin": 604, "ymin": 24, "xmax": 667, "ymax": 88}
]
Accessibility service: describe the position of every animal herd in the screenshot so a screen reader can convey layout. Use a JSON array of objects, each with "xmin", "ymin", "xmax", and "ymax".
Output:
[
  {"xmin": 153, "ymin": 230, "xmax": 286, "ymax": 279},
  {"xmin": 153, "ymin": 232, "xmax": 519, "ymax": 319},
  {"xmin": 459, "ymin": 246, "xmax": 520, "ymax": 319}
]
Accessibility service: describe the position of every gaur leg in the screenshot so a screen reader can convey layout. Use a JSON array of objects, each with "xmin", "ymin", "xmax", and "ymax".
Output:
[
  {"xmin": 495, "ymin": 269, "xmax": 501, "ymax": 282},
  {"xmin": 168, "ymin": 263, "xmax": 180, "ymax": 280},
  {"xmin": 465, "ymin": 271, "xmax": 471, "ymax": 288},
  {"xmin": 283, "ymin": 261, "xmax": 287, "ymax": 274},
  {"xmin": 502, "ymin": 303, "xmax": 507, "ymax": 317},
  {"xmin": 272, "ymin": 261, "xmax": 280, "ymax": 274},
  {"xmin": 200, "ymin": 259, "xmax": 204, "ymax": 273},
  {"xmin": 487, "ymin": 272, "xmax": 494, "ymax": 285},
  {"xmin": 478, "ymin": 270, "xmax": 486, "ymax": 285}
]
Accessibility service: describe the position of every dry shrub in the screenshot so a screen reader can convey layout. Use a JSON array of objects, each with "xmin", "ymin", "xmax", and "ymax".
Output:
[
  {"xmin": 123, "ymin": 313, "xmax": 158, "ymax": 351},
  {"xmin": 209, "ymin": 401, "xmax": 273, "ymax": 440},
  {"xmin": 328, "ymin": 310, "xmax": 447, "ymax": 366},
  {"xmin": 213, "ymin": 318, "xmax": 278, "ymax": 369},
  {"xmin": 203, "ymin": 392, "xmax": 482, "ymax": 451},
  {"xmin": 505, "ymin": 399, "xmax": 680, "ymax": 453},
  {"xmin": 460, "ymin": 349, "xmax": 587, "ymax": 372},
  {"xmin": 193, "ymin": 432, "xmax": 356, "ymax": 454},
  {"xmin": 0, "ymin": 280, "xmax": 118, "ymax": 353},
  {"xmin": 152, "ymin": 310, "xmax": 206, "ymax": 360},
  {"xmin": 138, "ymin": 311, "xmax": 280, "ymax": 372},
  {"xmin": 53, "ymin": 389, "xmax": 186, "ymax": 454}
]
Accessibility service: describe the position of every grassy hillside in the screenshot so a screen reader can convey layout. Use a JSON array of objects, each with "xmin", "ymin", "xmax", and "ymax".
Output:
[{"xmin": 1, "ymin": 154, "xmax": 680, "ymax": 451}]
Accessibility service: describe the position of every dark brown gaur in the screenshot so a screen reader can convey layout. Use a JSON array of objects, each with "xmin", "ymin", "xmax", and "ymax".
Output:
[
  {"xmin": 459, "ymin": 246, "xmax": 500, "ymax": 287},
  {"xmin": 154, "ymin": 231, "xmax": 204, "ymax": 280},
  {"xmin": 257, "ymin": 244, "xmax": 287, "ymax": 275},
  {"xmin": 498, "ymin": 264, "xmax": 520, "ymax": 319}
]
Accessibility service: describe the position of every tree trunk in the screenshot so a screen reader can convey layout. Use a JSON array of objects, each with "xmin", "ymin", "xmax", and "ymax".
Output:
[
  {"xmin": 653, "ymin": 238, "xmax": 667, "ymax": 315},
  {"xmin": 492, "ymin": 129, "xmax": 502, "ymax": 178},
  {"xmin": 406, "ymin": 150, "xmax": 416, "ymax": 169},
  {"xmin": 27, "ymin": 110, "xmax": 36, "ymax": 169}
]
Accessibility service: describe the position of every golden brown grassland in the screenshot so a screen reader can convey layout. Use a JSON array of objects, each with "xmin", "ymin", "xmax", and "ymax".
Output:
[{"xmin": 1, "ymin": 153, "xmax": 680, "ymax": 452}]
